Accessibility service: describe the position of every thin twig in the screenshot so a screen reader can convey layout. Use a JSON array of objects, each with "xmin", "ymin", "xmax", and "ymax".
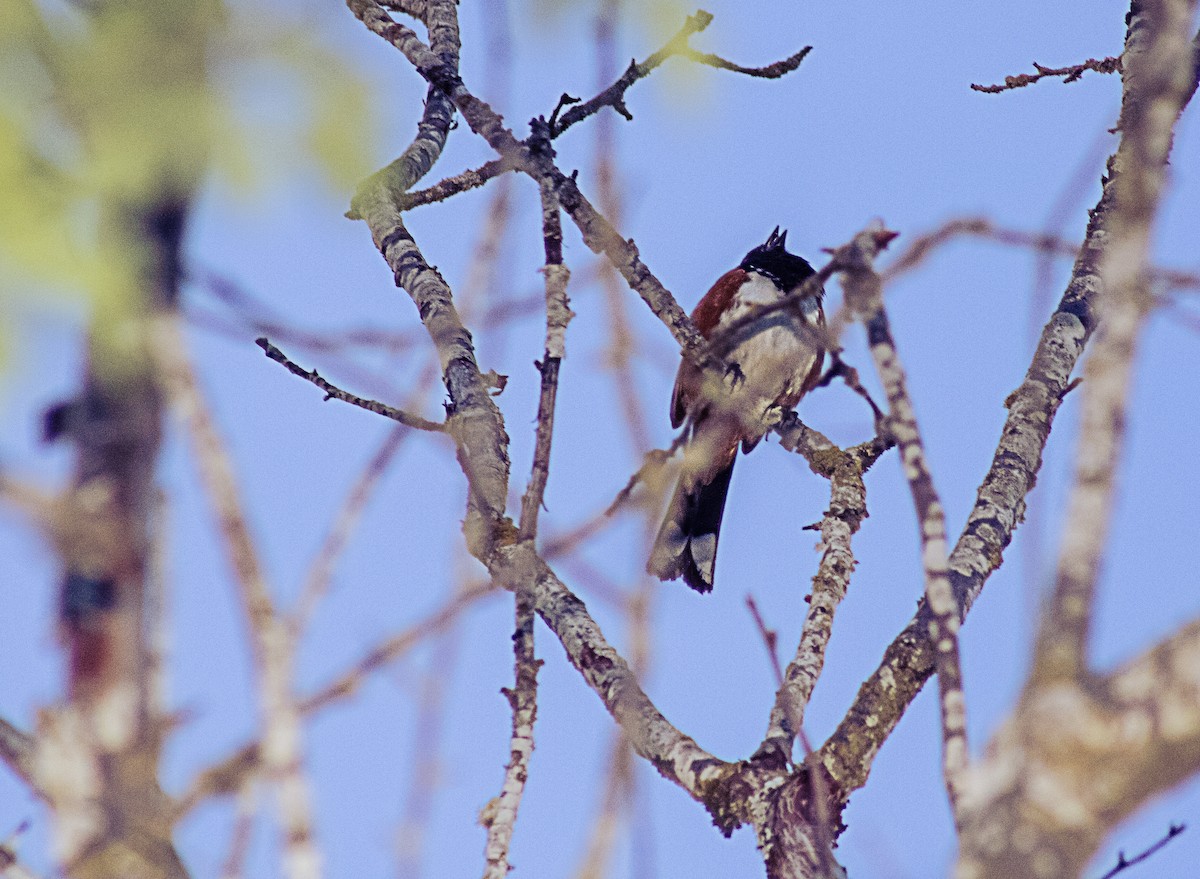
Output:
[
  {"xmin": 883, "ymin": 218, "xmax": 1072, "ymax": 279},
  {"xmin": 481, "ymin": 575, "xmax": 542, "ymax": 879},
  {"xmin": 814, "ymin": 350, "xmax": 885, "ymax": 426},
  {"xmin": 834, "ymin": 226, "xmax": 969, "ymax": 827},
  {"xmin": 676, "ymin": 45, "xmax": 813, "ymax": 78},
  {"xmin": 191, "ymin": 268, "xmax": 560, "ymax": 358},
  {"xmin": 483, "ymin": 132, "xmax": 568, "ymax": 878},
  {"xmin": 396, "ymin": 624, "xmax": 463, "ymax": 876},
  {"xmin": 0, "ymin": 820, "xmax": 45, "ymax": 879},
  {"xmin": 300, "ymin": 583, "xmax": 500, "ymax": 714},
  {"xmin": 289, "ymin": 424, "xmax": 413, "ymax": 635},
  {"xmin": 552, "ymin": 10, "xmax": 808, "ymax": 136},
  {"xmin": 591, "ymin": 5, "xmax": 654, "ymax": 459},
  {"xmin": 1096, "ymin": 823, "xmax": 1186, "ymax": 879},
  {"xmin": 745, "ymin": 598, "xmax": 783, "ymax": 695},
  {"xmin": 176, "ymin": 582, "xmax": 502, "ymax": 818},
  {"xmin": 971, "ymin": 55, "xmax": 1122, "ymax": 93},
  {"xmin": 517, "ymin": 137, "xmax": 574, "ymax": 541},
  {"xmin": 256, "ymin": 337, "xmax": 445, "ymax": 432},
  {"xmin": 397, "ymin": 156, "xmax": 518, "ymax": 210},
  {"xmin": 880, "ymin": 216, "xmax": 1200, "ymax": 287},
  {"xmin": 219, "ymin": 780, "xmax": 261, "ymax": 879}
]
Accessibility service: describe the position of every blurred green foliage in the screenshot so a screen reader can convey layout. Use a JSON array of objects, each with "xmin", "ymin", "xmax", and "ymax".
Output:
[{"xmin": 0, "ymin": 0, "xmax": 376, "ymax": 369}]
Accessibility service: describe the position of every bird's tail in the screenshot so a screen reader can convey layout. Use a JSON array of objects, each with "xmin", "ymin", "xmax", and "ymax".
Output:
[{"xmin": 646, "ymin": 457, "xmax": 736, "ymax": 593}]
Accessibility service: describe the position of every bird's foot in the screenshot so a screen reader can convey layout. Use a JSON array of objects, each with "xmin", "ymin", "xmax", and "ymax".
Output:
[
  {"xmin": 724, "ymin": 361, "xmax": 745, "ymax": 389},
  {"xmin": 762, "ymin": 403, "xmax": 786, "ymax": 429}
]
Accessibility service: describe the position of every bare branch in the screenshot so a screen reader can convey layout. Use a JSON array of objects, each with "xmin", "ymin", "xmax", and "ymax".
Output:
[
  {"xmin": 397, "ymin": 156, "xmax": 517, "ymax": 211},
  {"xmin": 178, "ymin": 581, "xmax": 501, "ymax": 817},
  {"xmin": 971, "ymin": 55, "xmax": 1122, "ymax": 93},
  {"xmin": 152, "ymin": 316, "xmax": 322, "ymax": 879},
  {"xmin": 758, "ymin": 418, "xmax": 891, "ymax": 763},
  {"xmin": 949, "ymin": 4, "xmax": 1200, "ymax": 876},
  {"xmin": 396, "ymin": 628, "xmax": 462, "ymax": 875},
  {"xmin": 550, "ymin": 9, "xmax": 809, "ymax": 137},
  {"xmin": 493, "ymin": 543, "xmax": 731, "ymax": 801},
  {"xmin": 480, "ymin": 586, "xmax": 541, "ymax": 879},
  {"xmin": 1032, "ymin": 0, "xmax": 1195, "ymax": 683},
  {"xmin": 481, "ymin": 132, "xmax": 569, "ymax": 879},
  {"xmin": 346, "ymin": 203, "xmax": 513, "ymax": 557},
  {"xmin": 348, "ymin": 0, "xmax": 460, "ymax": 219},
  {"xmin": 517, "ymin": 141, "xmax": 574, "ymax": 541},
  {"xmin": 218, "ymin": 781, "xmax": 261, "ymax": 879},
  {"xmin": 746, "ymin": 597, "xmax": 836, "ymax": 878},
  {"xmin": 820, "ymin": 8, "xmax": 1200, "ymax": 802},
  {"xmin": 880, "ymin": 215, "xmax": 1200, "ymax": 288},
  {"xmin": 675, "ymin": 45, "xmax": 812, "ymax": 78},
  {"xmin": 338, "ymin": 4, "xmax": 1200, "ymax": 873},
  {"xmin": 1097, "ymin": 824, "xmax": 1186, "ymax": 879},
  {"xmin": 345, "ymin": 0, "xmax": 731, "ymax": 375},
  {"xmin": 832, "ymin": 226, "xmax": 969, "ymax": 824},
  {"xmin": 290, "ymin": 423, "xmax": 415, "ymax": 634},
  {"xmin": 256, "ymin": 338, "xmax": 445, "ymax": 432},
  {"xmin": 0, "ymin": 821, "xmax": 46, "ymax": 879}
]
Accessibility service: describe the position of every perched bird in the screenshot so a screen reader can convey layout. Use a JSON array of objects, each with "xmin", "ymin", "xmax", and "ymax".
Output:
[{"xmin": 647, "ymin": 228, "xmax": 826, "ymax": 592}]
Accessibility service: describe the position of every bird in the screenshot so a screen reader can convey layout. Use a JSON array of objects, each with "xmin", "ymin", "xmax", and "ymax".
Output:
[{"xmin": 646, "ymin": 228, "xmax": 826, "ymax": 593}]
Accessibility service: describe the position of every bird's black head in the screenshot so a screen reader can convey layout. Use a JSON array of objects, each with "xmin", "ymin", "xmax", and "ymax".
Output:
[{"xmin": 740, "ymin": 227, "xmax": 816, "ymax": 292}]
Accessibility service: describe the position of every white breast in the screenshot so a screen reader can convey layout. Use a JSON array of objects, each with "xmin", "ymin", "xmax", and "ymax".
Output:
[{"xmin": 711, "ymin": 271, "xmax": 821, "ymax": 436}]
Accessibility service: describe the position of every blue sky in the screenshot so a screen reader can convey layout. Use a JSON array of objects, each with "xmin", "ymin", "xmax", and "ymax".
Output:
[{"xmin": 2, "ymin": 1, "xmax": 1198, "ymax": 877}]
